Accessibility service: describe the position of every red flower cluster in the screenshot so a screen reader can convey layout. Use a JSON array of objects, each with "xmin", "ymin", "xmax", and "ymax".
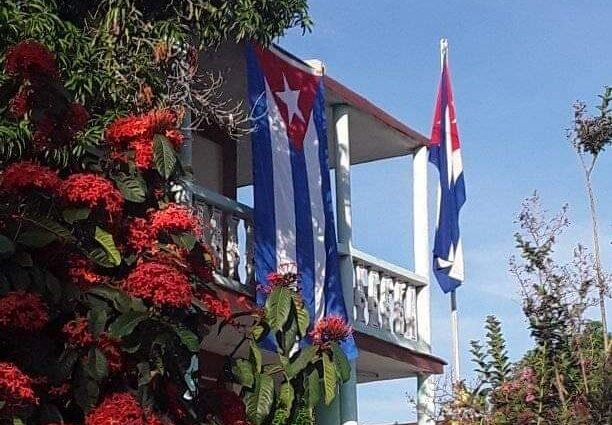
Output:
[
  {"xmin": 98, "ymin": 334, "xmax": 123, "ymax": 373},
  {"xmin": 0, "ymin": 362, "xmax": 38, "ymax": 414},
  {"xmin": 0, "ymin": 291, "xmax": 49, "ymax": 331},
  {"xmin": 86, "ymin": 392, "xmax": 166, "ymax": 425},
  {"xmin": 0, "ymin": 161, "xmax": 61, "ymax": 194},
  {"xmin": 4, "ymin": 40, "xmax": 58, "ymax": 80},
  {"xmin": 309, "ymin": 315, "xmax": 352, "ymax": 346},
  {"xmin": 199, "ymin": 292, "xmax": 232, "ymax": 320},
  {"xmin": 150, "ymin": 203, "xmax": 201, "ymax": 237},
  {"xmin": 62, "ymin": 318, "xmax": 94, "ymax": 347},
  {"xmin": 213, "ymin": 388, "xmax": 249, "ymax": 425},
  {"xmin": 61, "ymin": 173, "xmax": 124, "ymax": 219},
  {"xmin": 105, "ymin": 109, "xmax": 183, "ymax": 170},
  {"xmin": 32, "ymin": 103, "xmax": 90, "ymax": 149},
  {"xmin": 9, "ymin": 87, "xmax": 30, "ymax": 118},
  {"xmin": 67, "ymin": 255, "xmax": 106, "ymax": 289},
  {"xmin": 62, "ymin": 318, "xmax": 123, "ymax": 373},
  {"xmin": 126, "ymin": 205, "xmax": 201, "ymax": 254},
  {"xmin": 122, "ymin": 262, "xmax": 192, "ymax": 308},
  {"xmin": 257, "ymin": 265, "xmax": 299, "ymax": 294},
  {"xmin": 126, "ymin": 217, "xmax": 157, "ymax": 253}
]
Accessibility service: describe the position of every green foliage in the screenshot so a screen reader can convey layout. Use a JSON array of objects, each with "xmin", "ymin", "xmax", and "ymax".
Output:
[
  {"xmin": 436, "ymin": 194, "xmax": 611, "ymax": 425},
  {"xmin": 0, "ymin": 2, "xmax": 321, "ymax": 424},
  {"xmin": 224, "ymin": 282, "xmax": 351, "ymax": 425}
]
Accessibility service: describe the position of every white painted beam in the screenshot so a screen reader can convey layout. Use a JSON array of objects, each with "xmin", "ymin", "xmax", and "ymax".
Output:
[{"xmin": 413, "ymin": 146, "xmax": 435, "ymax": 425}]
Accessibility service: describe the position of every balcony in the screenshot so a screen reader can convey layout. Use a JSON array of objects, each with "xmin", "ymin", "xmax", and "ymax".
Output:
[{"xmin": 177, "ymin": 180, "xmax": 444, "ymax": 381}]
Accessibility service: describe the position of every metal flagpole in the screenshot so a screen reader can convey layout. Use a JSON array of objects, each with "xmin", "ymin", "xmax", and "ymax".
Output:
[{"xmin": 440, "ymin": 38, "xmax": 461, "ymax": 383}]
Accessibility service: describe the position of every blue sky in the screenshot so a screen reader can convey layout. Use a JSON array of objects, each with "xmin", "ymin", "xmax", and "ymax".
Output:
[{"xmin": 275, "ymin": 1, "xmax": 612, "ymax": 423}]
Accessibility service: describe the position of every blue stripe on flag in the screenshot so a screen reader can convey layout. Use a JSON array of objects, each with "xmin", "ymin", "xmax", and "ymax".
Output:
[
  {"xmin": 246, "ymin": 45, "xmax": 277, "ymax": 303},
  {"xmin": 313, "ymin": 82, "xmax": 358, "ymax": 360},
  {"xmin": 289, "ymin": 142, "xmax": 316, "ymax": 321}
]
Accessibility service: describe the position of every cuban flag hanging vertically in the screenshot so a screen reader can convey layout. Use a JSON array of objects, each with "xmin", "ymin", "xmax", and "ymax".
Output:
[
  {"xmin": 246, "ymin": 44, "xmax": 357, "ymax": 359},
  {"xmin": 429, "ymin": 44, "xmax": 466, "ymax": 294}
]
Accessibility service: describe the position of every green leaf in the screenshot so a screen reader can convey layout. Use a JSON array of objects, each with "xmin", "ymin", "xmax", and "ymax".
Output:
[
  {"xmin": 22, "ymin": 214, "xmax": 74, "ymax": 242},
  {"xmin": 306, "ymin": 369, "xmax": 321, "ymax": 409},
  {"xmin": 87, "ymin": 286, "xmax": 131, "ymax": 312},
  {"xmin": 172, "ymin": 326, "xmax": 200, "ymax": 352},
  {"xmin": 108, "ymin": 311, "xmax": 148, "ymax": 338},
  {"xmin": 153, "ymin": 134, "xmax": 177, "ymax": 179},
  {"xmin": 322, "ymin": 352, "xmax": 337, "ymax": 406},
  {"xmin": 171, "ymin": 232, "xmax": 197, "ymax": 250},
  {"xmin": 88, "ymin": 248, "xmax": 117, "ymax": 268},
  {"xmin": 295, "ymin": 297, "xmax": 310, "ymax": 338},
  {"xmin": 246, "ymin": 374, "xmax": 274, "ymax": 425},
  {"xmin": 0, "ymin": 234, "xmax": 15, "ymax": 258},
  {"xmin": 16, "ymin": 229, "xmax": 57, "ymax": 248},
  {"xmin": 94, "ymin": 226, "xmax": 121, "ymax": 266},
  {"xmin": 287, "ymin": 345, "xmax": 317, "ymax": 378},
  {"xmin": 13, "ymin": 418, "xmax": 25, "ymax": 425},
  {"xmin": 280, "ymin": 314, "xmax": 298, "ymax": 354},
  {"xmin": 265, "ymin": 287, "xmax": 292, "ymax": 330},
  {"xmin": 86, "ymin": 347, "xmax": 108, "ymax": 381},
  {"xmin": 87, "ymin": 307, "xmax": 108, "ymax": 337},
  {"xmin": 279, "ymin": 381, "xmax": 294, "ymax": 410},
  {"xmin": 251, "ymin": 324, "xmax": 267, "ymax": 341},
  {"xmin": 113, "ymin": 173, "xmax": 147, "ymax": 203},
  {"xmin": 249, "ymin": 341, "xmax": 263, "ymax": 374},
  {"xmin": 331, "ymin": 343, "xmax": 351, "ymax": 383},
  {"xmin": 233, "ymin": 359, "xmax": 254, "ymax": 388},
  {"xmin": 62, "ymin": 207, "xmax": 91, "ymax": 224}
]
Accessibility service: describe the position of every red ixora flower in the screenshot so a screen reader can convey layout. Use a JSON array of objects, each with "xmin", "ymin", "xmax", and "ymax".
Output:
[
  {"xmin": 98, "ymin": 334, "xmax": 123, "ymax": 373},
  {"xmin": 0, "ymin": 291, "xmax": 49, "ymax": 331},
  {"xmin": 4, "ymin": 40, "xmax": 58, "ymax": 80},
  {"xmin": 309, "ymin": 315, "xmax": 352, "ymax": 346},
  {"xmin": 0, "ymin": 362, "xmax": 38, "ymax": 414},
  {"xmin": 257, "ymin": 264, "xmax": 299, "ymax": 294},
  {"xmin": 62, "ymin": 317, "xmax": 94, "ymax": 347},
  {"xmin": 198, "ymin": 292, "xmax": 232, "ymax": 321},
  {"xmin": 67, "ymin": 254, "xmax": 106, "ymax": 289},
  {"xmin": 32, "ymin": 103, "xmax": 89, "ymax": 149},
  {"xmin": 61, "ymin": 173, "xmax": 123, "ymax": 219},
  {"xmin": 0, "ymin": 161, "xmax": 61, "ymax": 194},
  {"xmin": 62, "ymin": 318, "xmax": 123, "ymax": 373},
  {"xmin": 105, "ymin": 109, "xmax": 183, "ymax": 170},
  {"xmin": 85, "ymin": 392, "xmax": 167, "ymax": 425},
  {"xmin": 149, "ymin": 203, "xmax": 201, "ymax": 237},
  {"xmin": 125, "ymin": 205, "xmax": 201, "ymax": 254},
  {"xmin": 122, "ymin": 262, "xmax": 192, "ymax": 308}
]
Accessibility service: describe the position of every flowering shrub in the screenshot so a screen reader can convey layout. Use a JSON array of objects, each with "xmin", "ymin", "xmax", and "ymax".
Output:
[
  {"xmin": 0, "ymin": 38, "xmax": 241, "ymax": 425},
  {"xmin": 0, "ymin": 2, "xmax": 350, "ymax": 424}
]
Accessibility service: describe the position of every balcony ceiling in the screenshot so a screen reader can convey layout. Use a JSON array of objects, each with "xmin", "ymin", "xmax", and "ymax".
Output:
[{"xmin": 198, "ymin": 42, "xmax": 429, "ymax": 187}]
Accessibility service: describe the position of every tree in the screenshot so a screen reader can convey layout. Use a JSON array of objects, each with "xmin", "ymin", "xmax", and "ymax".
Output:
[
  {"xmin": 568, "ymin": 87, "xmax": 612, "ymax": 350},
  {"xmin": 0, "ymin": 2, "xmax": 353, "ymax": 424}
]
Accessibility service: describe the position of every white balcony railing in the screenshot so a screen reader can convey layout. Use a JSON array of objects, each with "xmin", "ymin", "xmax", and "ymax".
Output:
[
  {"xmin": 350, "ymin": 249, "xmax": 425, "ymax": 348},
  {"xmin": 177, "ymin": 182, "xmax": 424, "ymax": 348}
]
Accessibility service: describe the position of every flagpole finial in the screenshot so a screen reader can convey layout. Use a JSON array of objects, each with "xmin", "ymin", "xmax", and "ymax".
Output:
[{"xmin": 439, "ymin": 38, "xmax": 449, "ymax": 68}]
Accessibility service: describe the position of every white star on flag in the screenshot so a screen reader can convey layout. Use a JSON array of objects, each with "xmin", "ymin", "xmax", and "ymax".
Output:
[{"xmin": 275, "ymin": 74, "xmax": 304, "ymax": 124}]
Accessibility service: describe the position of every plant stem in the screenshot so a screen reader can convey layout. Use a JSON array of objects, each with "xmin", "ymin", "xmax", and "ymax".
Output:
[{"xmin": 580, "ymin": 154, "xmax": 609, "ymax": 352}]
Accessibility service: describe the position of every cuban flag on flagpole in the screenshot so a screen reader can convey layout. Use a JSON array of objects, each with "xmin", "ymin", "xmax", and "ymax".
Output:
[
  {"xmin": 246, "ymin": 44, "xmax": 357, "ymax": 360},
  {"xmin": 429, "ymin": 40, "xmax": 466, "ymax": 294}
]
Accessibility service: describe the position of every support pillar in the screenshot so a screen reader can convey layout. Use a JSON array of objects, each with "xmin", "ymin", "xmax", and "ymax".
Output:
[
  {"xmin": 331, "ymin": 103, "xmax": 359, "ymax": 425},
  {"xmin": 413, "ymin": 146, "xmax": 435, "ymax": 425}
]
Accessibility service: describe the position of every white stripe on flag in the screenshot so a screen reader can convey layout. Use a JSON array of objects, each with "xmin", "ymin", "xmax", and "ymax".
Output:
[
  {"xmin": 444, "ymin": 107, "xmax": 454, "ymax": 186},
  {"xmin": 303, "ymin": 114, "xmax": 326, "ymax": 322},
  {"xmin": 265, "ymin": 82, "xmax": 297, "ymax": 267}
]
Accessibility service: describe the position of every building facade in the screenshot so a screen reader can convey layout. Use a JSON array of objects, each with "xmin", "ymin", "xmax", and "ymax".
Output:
[{"xmin": 179, "ymin": 42, "xmax": 446, "ymax": 425}]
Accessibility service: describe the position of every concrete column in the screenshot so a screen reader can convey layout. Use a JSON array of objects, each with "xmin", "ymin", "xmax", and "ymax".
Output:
[
  {"xmin": 413, "ymin": 146, "xmax": 435, "ymax": 425},
  {"xmin": 332, "ymin": 103, "xmax": 359, "ymax": 425}
]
